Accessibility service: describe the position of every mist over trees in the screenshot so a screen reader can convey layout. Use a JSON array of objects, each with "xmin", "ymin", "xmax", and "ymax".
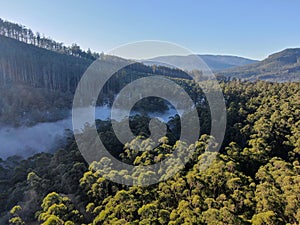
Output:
[{"xmin": 0, "ymin": 80, "xmax": 299, "ymax": 224}]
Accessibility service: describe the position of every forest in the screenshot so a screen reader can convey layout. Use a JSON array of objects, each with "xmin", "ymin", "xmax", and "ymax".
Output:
[
  {"xmin": 0, "ymin": 79, "xmax": 299, "ymax": 225},
  {"xmin": 0, "ymin": 16, "xmax": 299, "ymax": 225},
  {"xmin": 0, "ymin": 32, "xmax": 195, "ymax": 126}
]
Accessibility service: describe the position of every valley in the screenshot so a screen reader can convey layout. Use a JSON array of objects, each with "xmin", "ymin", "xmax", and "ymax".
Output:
[{"xmin": 0, "ymin": 16, "xmax": 299, "ymax": 225}]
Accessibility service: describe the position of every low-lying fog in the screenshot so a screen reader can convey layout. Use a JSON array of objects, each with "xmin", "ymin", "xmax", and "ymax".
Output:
[{"xmin": 0, "ymin": 105, "xmax": 181, "ymax": 160}]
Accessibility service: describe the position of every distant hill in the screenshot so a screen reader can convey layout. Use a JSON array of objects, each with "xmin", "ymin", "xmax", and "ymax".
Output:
[
  {"xmin": 218, "ymin": 48, "xmax": 300, "ymax": 82},
  {"xmin": 147, "ymin": 54, "xmax": 257, "ymax": 71}
]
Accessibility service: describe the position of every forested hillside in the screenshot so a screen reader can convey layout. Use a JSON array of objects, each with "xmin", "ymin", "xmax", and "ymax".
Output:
[
  {"xmin": 218, "ymin": 48, "xmax": 300, "ymax": 82},
  {"xmin": 0, "ymin": 34, "xmax": 92, "ymax": 125},
  {"xmin": 0, "ymin": 34, "xmax": 92, "ymax": 91},
  {"xmin": 0, "ymin": 29, "xmax": 192, "ymax": 126},
  {"xmin": 0, "ymin": 18, "xmax": 100, "ymax": 60},
  {"xmin": 1, "ymin": 80, "xmax": 299, "ymax": 225}
]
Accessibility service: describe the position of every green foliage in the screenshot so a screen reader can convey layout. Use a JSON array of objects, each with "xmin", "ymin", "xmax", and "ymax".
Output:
[
  {"xmin": 1, "ymin": 80, "xmax": 299, "ymax": 224},
  {"xmin": 38, "ymin": 192, "xmax": 83, "ymax": 224},
  {"xmin": 9, "ymin": 205, "xmax": 25, "ymax": 225}
]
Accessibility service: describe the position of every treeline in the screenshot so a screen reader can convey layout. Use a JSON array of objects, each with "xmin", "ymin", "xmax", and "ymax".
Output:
[
  {"xmin": 0, "ymin": 18, "xmax": 100, "ymax": 60},
  {"xmin": 0, "ymin": 80, "xmax": 299, "ymax": 224}
]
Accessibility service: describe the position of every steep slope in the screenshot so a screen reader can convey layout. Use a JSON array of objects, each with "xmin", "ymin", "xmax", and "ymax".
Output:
[
  {"xmin": 0, "ymin": 34, "xmax": 93, "ymax": 91},
  {"xmin": 0, "ymin": 35, "xmax": 94, "ymax": 125},
  {"xmin": 148, "ymin": 54, "xmax": 257, "ymax": 71},
  {"xmin": 0, "ymin": 35, "xmax": 191, "ymax": 125},
  {"xmin": 218, "ymin": 48, "xmax": 300, "ymax": 82}
]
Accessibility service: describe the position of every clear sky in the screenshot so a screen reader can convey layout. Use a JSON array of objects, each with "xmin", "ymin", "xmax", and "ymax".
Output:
[{"xmin": 1, "ymin": 0, "xmax": 300, "ymax": 60}]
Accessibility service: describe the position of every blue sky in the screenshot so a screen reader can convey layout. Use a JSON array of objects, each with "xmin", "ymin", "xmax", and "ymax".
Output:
[{"xmin": 1, "ymin": 0, "xmax": 300, "ymax": 59}]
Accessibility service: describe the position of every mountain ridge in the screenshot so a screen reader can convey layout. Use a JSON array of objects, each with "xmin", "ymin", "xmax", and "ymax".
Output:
[
  {"xmin": 217, "ymin": 48, "xmax": 300, "ymax": 82},
  {"xmin": 147, "ymin": 54, "xmax": 258, "ymax": 71}
]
